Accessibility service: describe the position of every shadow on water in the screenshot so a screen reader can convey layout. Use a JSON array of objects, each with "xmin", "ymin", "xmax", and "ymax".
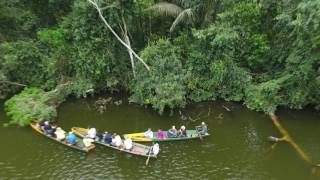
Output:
[{"xmin": 0, "ymin": 97, "xmax": 320, "ymax": 179}]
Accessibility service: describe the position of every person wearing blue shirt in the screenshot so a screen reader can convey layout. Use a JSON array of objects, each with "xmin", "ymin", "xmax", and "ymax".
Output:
[
  {"xmin": 103, "ymin": 131, "xmax": 112, "ymax": 144},
  {"xmin": 66, "ymin": 132, "xmax": 77, "ymax": 145}
]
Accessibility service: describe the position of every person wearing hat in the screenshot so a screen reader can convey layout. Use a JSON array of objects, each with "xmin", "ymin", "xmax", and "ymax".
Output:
[
  {"xmin": 66, "ymin": 131, "xmax": 77, "ymax": 145},
  {"xmin": 55, "ymin": 127, "xmax": 66, "ymax": 141},
  {"xmin": 48, "ymin": 125, "xmax": 57, "ymax": 137},
  {"xmin": 152, "ymin": 143, "xmax": 160, "ymax": 156},
  {"xmin": 123, "ymin": 135, "xmax": 133, "ymax": 150},
  {"xmin": 168, "ymin": 125, "xmax": 177, "ymax": 138},
  {"xmin": 42, "ymin": 121, "xmax": 52, "ymax": 134},
  {"xmin": 196, "ymin": 122, "xmax": 208, "ymax": 135},
  {"xmin": 87, "ymin": 127, "xmax": 97, "ymax": 139},
  {"xmin": 178, "ymin": 125, "xmax": 187, "ymax": 137},
  {"xmin": 111, "ymin": 133, "xmax": 122, "ymax": 147},
  {"xmin": 144, "ymin": 128, "xmax": 153, "ymax": 138}
]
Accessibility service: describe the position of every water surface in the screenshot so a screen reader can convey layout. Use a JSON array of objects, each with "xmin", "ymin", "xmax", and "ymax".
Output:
[{"xmin": 0, "ymin": 98, "xmax": 319, "ymax": 179}]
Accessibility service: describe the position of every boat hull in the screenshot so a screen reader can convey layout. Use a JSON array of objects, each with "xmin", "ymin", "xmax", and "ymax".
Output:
[{"xmin": 124, "ymin": 130, "xmax": 210, "ymax": 142}]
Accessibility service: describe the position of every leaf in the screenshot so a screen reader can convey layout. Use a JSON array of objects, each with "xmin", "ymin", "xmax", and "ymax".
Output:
[{"xmin": 170, "ymin": 8, "xmax": 194, "ymax": 32}]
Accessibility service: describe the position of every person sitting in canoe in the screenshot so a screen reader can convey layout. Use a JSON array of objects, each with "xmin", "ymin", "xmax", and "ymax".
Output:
[
  {"xmin": 102, "ymin": 131, "xmax": 112, "ymax": 144},
  {"xmin": 96, "ymin": 130, "xmax": 104, "ymax": 141},
  {"xmin": 150, "ymin": 143, "xmax": 160, "ymax": 156},
  {"xmin": 111, "ymin": 133, "xmax": 122, "ymax": 147},
  {"xmin": 54, "ymin": 127, "xmax": 66, "ymax": 141},
  {"xmin": 123, "ymin": 135, "xmax": 133, "ymax": 150},
  {"xmin": 167, "ymin": 125, "xmax": 178, "ymax": 138},
  {"xmin": 83, "ymin": 137, "xmax": 94, "ymax": 148},
  {"xmin": 87, "ymin": 127, "xmax": 97, "ymax": 139},
  {"xmin": 66, "ymin": 132, "xmax": 78, "ymax": 145},
  {"xmin": 196, "ymin": 122, "xmax": 208, "ymax": 135},
  {"xmin": 157, "ymin": 129, "xmax": 165, "ymax": 139},
  {"xmin": 42, "ymin": 121, "xmax": 52, "ymax": 135},
  {"xmin": 48, "ymin": 125, "xmax": 57, "ymax": 137},
  {"xmin": 37, "ymin": 120, "xmax": 45, "ymax": 129},
  {"xmin": 178, "ymin": 125, "xmax": 187, "ymax": 137},
  {"xmin": 144, "ymin": 128, "xmax": 154, "ymax": 138}
]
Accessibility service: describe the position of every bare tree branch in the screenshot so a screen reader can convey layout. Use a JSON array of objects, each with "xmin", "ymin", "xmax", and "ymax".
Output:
[
  {"xmin": 0, "ymin": 81, "xmax": 27, "ymax": 87},
  {"xmin": 121, "ymin": 15, "xmax": 136, "ymax": 77},
  {"xmin": 87, "ymin": 0, "xmax": 150, "ymax": 71}
]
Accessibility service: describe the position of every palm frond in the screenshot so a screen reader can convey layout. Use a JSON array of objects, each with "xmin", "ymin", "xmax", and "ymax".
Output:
[
  {"xmin": 170, "ymin": 8, "xmax": 194, "ymax": 32},
  {"xmin": 147, "ymin": 2, "xmax": 183, "ymax": 17},
  {"xmin": 174, "ymin": 0, "xmax": 194, "ymax": 8}
]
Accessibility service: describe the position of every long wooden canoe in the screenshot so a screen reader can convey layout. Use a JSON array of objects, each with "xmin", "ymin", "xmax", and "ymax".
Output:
[
  {"xmin": 30, "ymin": 123, "xmax": 95, "ymax": 153},
  {"xmin": 124, "ymin": 130, "xmax": 209, "ymax": 142},
  {"xmin": 71, "ymin": 127, "xmax": 157, "ymax": 158}
]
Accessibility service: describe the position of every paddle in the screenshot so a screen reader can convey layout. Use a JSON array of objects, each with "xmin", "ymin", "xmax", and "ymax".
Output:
[{"xmin": 145, "ymin": 145, "xmax": 153, "ymax": 166}]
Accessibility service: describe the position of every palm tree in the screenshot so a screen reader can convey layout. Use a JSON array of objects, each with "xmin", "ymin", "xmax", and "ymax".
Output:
[{"xmin": 147, "ymin": 0, "xmax": 221, "ymax": 32}]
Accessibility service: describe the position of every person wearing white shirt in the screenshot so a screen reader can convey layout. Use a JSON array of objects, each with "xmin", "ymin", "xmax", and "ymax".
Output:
[
  {"xmin": 124, "ymin": 136, "xmax": 133, "ymax": 150},
  {"xmin": 112, "ymin": 134, "xmax": 122, "ymax": 147},
  {"xmin": 54, "ymin": 127, "xmax": 66, "ymax": 141},
  {"xmin": 144, "ymin": 128, "xmax": 153, "ymax": 138},
  {"xmin": 87, "ymin": 127, "xmax": 97, "ymax": 139},
  {"xmin": 152, "ymin": 143, "xmax": 160, "ymax": 156}
]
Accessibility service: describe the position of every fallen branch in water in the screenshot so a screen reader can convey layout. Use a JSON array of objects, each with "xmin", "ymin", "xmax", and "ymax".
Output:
[
  {"xmin": 188, "ymin": 111, "xmax": 204, "ymax": 122},
  {"xmin": 215, "ymin": 113, "xmax": 223, "ymax": 119},
  {"xmin": 222, "ymin": 105, "xmax": 231, "ymax": 111},
  {"xmin": 269, "ymin": 113, "xmax": 312, "ymax": 164},
  {"xmin": 189, "ymin": 116, "xmax": 200, "ymax": 122},
  {"xmin": 207, "ymin": 107, "xmax": 211, "ymax": 117}
]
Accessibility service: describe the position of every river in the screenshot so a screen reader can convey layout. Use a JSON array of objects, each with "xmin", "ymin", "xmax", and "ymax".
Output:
[{"xmin": 0, "ymin": 97, "xmax": 320, "ymax": 179}]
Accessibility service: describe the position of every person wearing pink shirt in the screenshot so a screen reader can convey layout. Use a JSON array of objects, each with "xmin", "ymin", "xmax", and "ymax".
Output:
[{"xmin": 157, "ymin": 129, "xmax": 165, "ymax": 139}]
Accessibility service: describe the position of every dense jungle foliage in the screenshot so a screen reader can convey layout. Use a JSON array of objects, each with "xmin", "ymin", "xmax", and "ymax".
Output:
[{"xmin": 0, "ymin": 0, "xmax": 319, "ymax": 126}]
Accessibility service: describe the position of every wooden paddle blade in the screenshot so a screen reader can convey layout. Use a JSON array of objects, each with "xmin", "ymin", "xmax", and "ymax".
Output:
[{"xmin": 145, "ymin": 157, "xmax": 150, "ymax": 166}]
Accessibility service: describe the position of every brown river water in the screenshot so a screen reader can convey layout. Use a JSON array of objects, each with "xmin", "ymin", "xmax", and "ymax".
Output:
[{"xmin": 0, "ymin": 97, "xmax": 320, "ymax": 179}]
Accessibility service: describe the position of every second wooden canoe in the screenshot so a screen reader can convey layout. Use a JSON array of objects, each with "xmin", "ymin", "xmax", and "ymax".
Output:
[{"xmin": 71, "ymin": 127, "xmax": 157, "ymax": 158}]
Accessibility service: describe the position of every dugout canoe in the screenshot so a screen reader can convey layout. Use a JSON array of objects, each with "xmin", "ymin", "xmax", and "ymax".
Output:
[
  {"xmin": 30, "ymin": 123, "xmax": 95, "ymax": 153},
  {"xmin": 71, "ymin": 127, "xmax": 157, "ymax": 158},
  {"xmin": 124, "ymin": 130, "xmax": 210, "ymax": 142}
]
